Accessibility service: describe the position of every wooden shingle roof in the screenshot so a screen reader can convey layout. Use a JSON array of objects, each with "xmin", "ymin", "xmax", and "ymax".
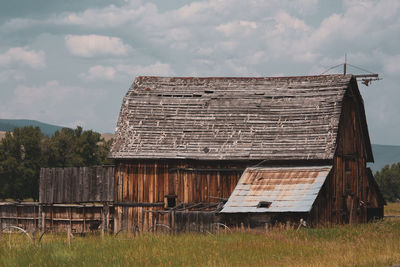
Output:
[{"xmin": 109, "ymin": 75, "xmax": 359, "ymax": 160}]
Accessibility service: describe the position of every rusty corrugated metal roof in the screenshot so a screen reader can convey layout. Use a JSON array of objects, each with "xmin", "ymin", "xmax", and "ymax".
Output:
[{"xmin": 220, "ymin": 166, "xmax": 332, "ymax": 213}]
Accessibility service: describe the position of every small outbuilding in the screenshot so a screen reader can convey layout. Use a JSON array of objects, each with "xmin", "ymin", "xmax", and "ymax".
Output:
[{"xmin": 109, "ymin": 74, "xmax": 384, "ymax": 231}]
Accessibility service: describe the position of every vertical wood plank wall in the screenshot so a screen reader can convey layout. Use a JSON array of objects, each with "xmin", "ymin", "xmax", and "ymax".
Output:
[
  {"xmin": 35, "ymin": 166, "xmax": 115, "ymax": 233},
  {"xmin": 40, "ymin": 166, "xmax": 115, "ymax": 204},
  {"xmin": 311, "ymin": 89, "xmax": 383, "ymax": 225},
  {"xmin": 115, "ymin": 161, "xmax": 245, "ymax": 204},
  {"xmin": 113, "ymin": 160, "xmax": 251, "ymax": 233}
]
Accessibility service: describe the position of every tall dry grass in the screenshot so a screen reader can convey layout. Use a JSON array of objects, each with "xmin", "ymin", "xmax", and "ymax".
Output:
[
  {"xmin": 385, "ymin": 202, "xmax": 400, "ymax": 215},
  {"xmin": 1, "ymin": 218, "xmax": 399, "ymax": 267}
]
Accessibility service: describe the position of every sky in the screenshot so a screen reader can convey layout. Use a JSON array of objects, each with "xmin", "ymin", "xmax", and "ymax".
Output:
[{"xmin": 0, "ymin": 0, "xmax": 399, "ymax": 145}]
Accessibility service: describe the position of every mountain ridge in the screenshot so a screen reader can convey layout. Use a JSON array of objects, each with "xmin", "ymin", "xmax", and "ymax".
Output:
[{"xmin": 0, "ymin": 119, "xmax": 66, "ymax": 136}]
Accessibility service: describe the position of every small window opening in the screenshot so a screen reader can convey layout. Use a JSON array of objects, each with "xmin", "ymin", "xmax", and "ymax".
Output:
[
  {"xmin": 345, "ymin": 159, "xmax": 351, "ymax": 172},
  {"xmin": 164, "ymin": 195, "xmax": 177, "ymax": 209},
  {"xmin": 257, "ymin": 201, "xmax": 272, "ymax": 208}
]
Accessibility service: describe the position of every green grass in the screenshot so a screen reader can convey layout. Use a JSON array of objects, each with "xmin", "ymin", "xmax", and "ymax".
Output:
[{"xmin": 1, "ymin": 219, "xmax": 400, "ymax": 267}]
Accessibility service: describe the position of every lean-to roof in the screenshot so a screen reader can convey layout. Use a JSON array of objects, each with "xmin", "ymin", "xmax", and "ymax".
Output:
[
  {"xmin": 110, "ymin": 75, "xmax": 356, "ymax": 160},
  {"xmin": 220, "ymin": 166, "xmax": 332, "ymax": 213}
]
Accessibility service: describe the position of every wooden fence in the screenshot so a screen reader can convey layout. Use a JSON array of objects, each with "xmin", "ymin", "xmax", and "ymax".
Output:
[
  {"xmin": 41, "ymin": 203, "xmax": 113, "ymax": 233},
  {"xmin": 0, "ymin": 202, "xmax": 39, "ymax": 231},
  {"xmin": 113, "ymin": 206, "xmax": 219, "ymax": 234},
  {"xmin": 0, "ymin": 202, "xmax": 114, "ymax": 233},
  {"xmin": 39, "ymin": 166, "xmax": 115, "ymax": 204}
]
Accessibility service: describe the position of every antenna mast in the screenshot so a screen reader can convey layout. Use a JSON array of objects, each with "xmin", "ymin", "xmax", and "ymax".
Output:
[{"xmin": 320, "ymin": 54, "xmax": 381, "ymax": 86}]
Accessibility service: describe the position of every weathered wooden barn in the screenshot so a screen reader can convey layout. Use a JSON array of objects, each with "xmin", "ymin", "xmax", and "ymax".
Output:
[{"xmin": 109, "ymin": 74, "xmax": 384, "ymax": 231}]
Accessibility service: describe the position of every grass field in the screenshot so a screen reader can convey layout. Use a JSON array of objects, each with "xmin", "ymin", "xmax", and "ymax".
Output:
[
  {"xmin": 385, "ymin": 202, "xmax": 400, "ymax": 215},
  {"xmin": 1, "ymin": 204, "xmax": 399, "ymax": 267}
]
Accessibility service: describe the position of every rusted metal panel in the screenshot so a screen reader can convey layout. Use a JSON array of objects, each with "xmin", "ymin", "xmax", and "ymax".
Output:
[{"xmin": 220, "ymin": 166, "xmax": 332, "ymax": 213}]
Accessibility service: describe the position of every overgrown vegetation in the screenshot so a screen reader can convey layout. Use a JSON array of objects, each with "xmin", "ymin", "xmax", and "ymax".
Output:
[
  {"xmin": 0, "ymin": 219, "xmax": 399, "ymax": 267},
  {"xmin": 375, "ymin": 163, "xmax": 400, "ymax": 202},
  {"xmin": 0, "ymin": 126, "xmax": 113, "ymax": 200}
]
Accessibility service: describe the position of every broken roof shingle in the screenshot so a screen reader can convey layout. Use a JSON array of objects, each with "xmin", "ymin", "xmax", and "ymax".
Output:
[{"xmin": 110, "ymin": 75, "xmax": 353, "ymax": 160}]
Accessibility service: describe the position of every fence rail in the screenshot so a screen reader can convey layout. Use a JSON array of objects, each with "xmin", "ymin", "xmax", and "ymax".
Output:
[{"xmin": 0, "ymin": 202, "xmax": 113, "ymax": 233}]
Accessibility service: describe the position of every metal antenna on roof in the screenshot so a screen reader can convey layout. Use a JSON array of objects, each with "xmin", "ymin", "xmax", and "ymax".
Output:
[{"xmin": 319, "ymin": 54, "xmax": 382, "ymax": 86}]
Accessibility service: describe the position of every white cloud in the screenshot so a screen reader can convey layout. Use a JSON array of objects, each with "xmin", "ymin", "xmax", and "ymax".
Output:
[
  {"xmin": 80, "ymin": 62, "xmax": 174, "ymax": 81},
  {"xmin": 299, "ymin": 0, "xmax": 400, "ymax": 53},
  {"xmin": 80, "ymin": 65, "xmax": 116, "ymax": 81},
  {"xmin": 12, "ymin": 81, "xmax": 69, "ymax": 106},
  {"xmin": 116, "ymin": 62, "xmax": 174, "ymax": 77},
  {"xmin": 382, "ymin": 54, "xmax": 400, "ymax": 75},
  {"xmin": 58, "ymin": 2, "xmax": 154, "ymax": 28},
  {"xmin": 216, "ymin": 20, "xmax": 257, "ymax": 36},
  {"xmin": 274, "ymin": 11, "xmax": 310, "ymax": 32},
  {"xmin": 0, "ymin": 70, "xmax": 25, "ymax": 83},
  {"xmin": 0, "ymin": 47, "xmax": 45, "ymax": 69},
  {"xmin": 292, "ymin": 0, "xmax": 318, "ymax": 15},
  {"xmin": 1, "ymin": 18, "xmax": 40, "ymax": 32},
  {"xmin": 65, "ymin": 34, "xmax": 131, "ymax": 57}
]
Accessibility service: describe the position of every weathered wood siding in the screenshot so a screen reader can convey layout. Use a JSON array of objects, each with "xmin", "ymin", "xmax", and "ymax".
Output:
[
  {"xmin": 114, "ymin": 160, "xmax": 248, "ymax": 204},
  {"xmin": 114, "ymin": 206, "xmax": 168, "ymax": 233},
  {"xmin": 113, "ymin": 159, "xmax": 251, "ymax": 232},
  {"xmin": 41, "ymin": 204, "xmax": 113, "ymax": 233},
  {"xmin": 0, "ymin": 202, "xmax": 113, "ymax": 233},
  {"xmin": 113, "ymin": 206, "xmax": 218, "ymax": 233},
  {"xmin": 40, "ymin": 166, "xmax": 115, "ymax": 204},
  {"xmin": 0, "ymin": 202, "xmax": 39, "ymax": 231},
  {"xmin": 311, "ymin": 88, "xmax": 383, "ymax": 225}
]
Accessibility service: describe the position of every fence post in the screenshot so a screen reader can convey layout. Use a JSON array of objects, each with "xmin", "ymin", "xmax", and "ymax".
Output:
[
  {"xmin": 41, "ymin": 209, "xmax": 45, "ymax": 234},
  {"xmin": 101, "ymin": 206, "xmax": 105, "ymax": 241},
  {"xmin": 67, "ymin": 225, "xmax": 71, "ymax": 247},
  {"xmin": 101, "ymin": 223, "xmax": 104, "ymax": 241}
]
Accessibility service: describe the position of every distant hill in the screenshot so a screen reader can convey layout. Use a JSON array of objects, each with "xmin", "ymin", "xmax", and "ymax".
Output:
[
  {"xmin": 369, "ymin": 144, "xmax": 400, "ymax": 173},
  {"xmin": 101, "ymin": 133, "xmax": 113, "ymax": 142},
  {"xmin": 0, "ymin": 119, "xmax": 66, "ymax": 136}
]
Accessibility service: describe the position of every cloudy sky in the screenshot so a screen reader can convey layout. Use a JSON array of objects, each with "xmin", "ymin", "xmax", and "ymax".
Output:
[{"xmin": 0, "ymin": 0, "xmax": 399, "ymax": 145}]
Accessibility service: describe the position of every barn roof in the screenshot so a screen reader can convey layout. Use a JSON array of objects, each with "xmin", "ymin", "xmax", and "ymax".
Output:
[
  {"xmin": 110, "ymin": 74, "xmax": 371, "ymax": 161},
  {"xmin": 220, "ymin": 166, "xmax": 332, "ymax": 213}
]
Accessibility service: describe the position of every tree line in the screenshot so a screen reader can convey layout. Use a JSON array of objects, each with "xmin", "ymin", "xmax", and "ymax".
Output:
[
  {"xmin": 0, "ymin": 126, "xmax": 113, "ymax": 201},
  {"xmin": 375, "ymin": 163, "xmax": 400, "ymax": 202}
]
